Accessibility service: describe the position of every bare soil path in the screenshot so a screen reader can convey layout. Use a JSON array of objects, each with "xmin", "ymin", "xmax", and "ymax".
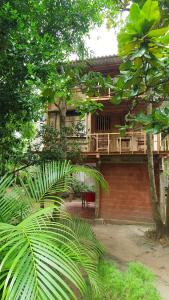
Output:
[{"xmin": 93, "ymin": 224, "xmax": 169, "ymax": 300}]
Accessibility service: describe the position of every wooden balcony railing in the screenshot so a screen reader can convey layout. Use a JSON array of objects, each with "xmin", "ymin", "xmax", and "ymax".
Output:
[
  {"xmin": 67, "ymin": 132, "xmax": 169, "ymax": 154},
  {"xmin": 73, "ymin": 87, "xmax": 112, "ymax": 101},
  {"xmin": 86, "ymin": 132, "xmax": 147, "ymax": 154},
  {"xmin": 161, "ymin": 135, "xmax": 169, "ymax": 152}
]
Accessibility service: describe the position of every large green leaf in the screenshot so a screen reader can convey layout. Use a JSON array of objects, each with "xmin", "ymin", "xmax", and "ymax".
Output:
[
  {"xmin": 129, "ymin": 3, "xmax": 140, "ymax": 25},
  {"xmin": 142, "ymin": 0, "xmax": 160, "ymax": 23},
  {"xmin": 118, "ymin": 0, "xmax": 162, "ymax": 56},
  {"xmin": 147, "ymin": 26, "xmax": 169, "ymax": 38}
]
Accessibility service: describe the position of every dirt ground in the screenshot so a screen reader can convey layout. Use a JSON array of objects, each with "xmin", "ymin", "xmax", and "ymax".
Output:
[{"xmin": 93, "ymin": 224, "xmax": 169, "ymax": 300}]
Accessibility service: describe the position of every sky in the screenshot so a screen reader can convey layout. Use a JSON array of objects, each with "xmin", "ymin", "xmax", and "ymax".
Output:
[
  {"xmin": 83, "ymin": 11, "xmax": 129, "ymax": 58},
  {"xmin": 70, "ymin": 11, "xmax": 129, "ymax": 60},
  {"xmin": 85, "ymin": 24, "xmax": 118, "ymax": 57}
]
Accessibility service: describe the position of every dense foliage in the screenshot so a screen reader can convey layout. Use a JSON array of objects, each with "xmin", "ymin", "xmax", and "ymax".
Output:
[
  {"xmin": 0, "ymin": 0, "xmax": 112, "ymax": 175},
  {"xmin": 0, "ymin": 161, "xmax": 106, "ymax": 299},
  {"xmin": 32, "ymin": 123, "xmax": 86, "ymax": 164},
  {"xmin": 111, "ymin": 0, "xmax": 169, "ymax": 128}
]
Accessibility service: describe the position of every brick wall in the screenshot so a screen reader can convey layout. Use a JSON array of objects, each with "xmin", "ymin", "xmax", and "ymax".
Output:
[{"xmin": 99, "ymin": 163, "xmax": 159, "ymax": 222}]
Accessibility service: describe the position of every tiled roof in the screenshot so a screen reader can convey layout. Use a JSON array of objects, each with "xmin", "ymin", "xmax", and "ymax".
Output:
[
  {"xmin": 86, "ymin": 55, "xmax": 119, "ymax": 66},
  {"xmin": 71, "ymin": 55, "xmax": 119, "ymax": 66}
]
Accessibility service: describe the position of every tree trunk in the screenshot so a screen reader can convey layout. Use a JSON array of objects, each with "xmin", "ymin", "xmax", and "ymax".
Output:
[
  {"xmin": 146, "ymin": 104, "xmax": 164, "ymax": 235},
  {"xmin": 165, "ymin": 183, "xmax": 169, "ymax": 233},
  {"xmin": 60, "ymin": 99, "xmax": 66, "ymax": 131},
  {"xmin": 59, "ymin": 99, "xmax": 67, "ymax": 160}
]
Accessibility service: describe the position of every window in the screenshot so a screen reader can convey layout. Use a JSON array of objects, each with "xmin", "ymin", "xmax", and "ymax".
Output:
[
  {"xmin": 96, "ymin": 115, "xmax": 111, "ymax": 132},
  {"xmin": 66, "ymin": 110, "xmax": 80, "ymax": 117},
  {"xmin": 65, "ymin": 110, "xmax": 86, "ymax": 135},
  {"xmin": 66, "ymin": 110, "xmax": 80, "ymax": 128}
]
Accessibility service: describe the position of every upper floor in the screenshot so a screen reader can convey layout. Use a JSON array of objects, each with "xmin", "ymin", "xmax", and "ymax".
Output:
[
  {"xmin": 47, "ymin": 55, "xmax": 169, "ymax": 156},
  {"xmin": 48, "ymin": 103, "xmax": 169, "ymax": 156}
]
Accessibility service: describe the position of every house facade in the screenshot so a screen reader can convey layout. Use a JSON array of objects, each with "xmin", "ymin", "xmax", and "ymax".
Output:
[{"xmin": 48, "ymin": 55, "xmax": 169, "ymax": 223}]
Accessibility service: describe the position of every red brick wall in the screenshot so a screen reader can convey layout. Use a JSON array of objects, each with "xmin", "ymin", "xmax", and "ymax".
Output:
[{"xmin": 99, "ymin": 163, "xmax": 158, "ymax": 222}]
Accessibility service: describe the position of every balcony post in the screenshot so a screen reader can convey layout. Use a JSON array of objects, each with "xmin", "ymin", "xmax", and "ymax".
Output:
[
  {"xmin": 119, "ymin": 136, "xmax": 121, "ymax": 154},
  {"xmin": 157, "ymin": 133, "xmax": 161, "ymax": 153},
  {"xmin": 86, "ymin": 134, "xmax": 89, "ymax": 152}
]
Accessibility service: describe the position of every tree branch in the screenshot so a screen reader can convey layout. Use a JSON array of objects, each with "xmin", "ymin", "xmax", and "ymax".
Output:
[{"xmin": 120, "ymin": 77, "xmax": 169, "ymax": 102}]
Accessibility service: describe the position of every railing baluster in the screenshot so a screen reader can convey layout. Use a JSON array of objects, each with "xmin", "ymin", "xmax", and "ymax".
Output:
[
  {"xmin": 144, "ymin": 132, "xmax": 146, "ymax": 153},
  {"xmin": 157, "ymin": 133, "xmax": 160, "ymax": 153},
  {"xmin": 96, "ymin": 133, "xmax": 98, "ymax": 152},
  {"xmin": 131, "ymin": 132, "xmax": 133, "ymax": 153},
  {"xmin": 119, "ymin": 136, "xmax": 121, "ymax": 154}
]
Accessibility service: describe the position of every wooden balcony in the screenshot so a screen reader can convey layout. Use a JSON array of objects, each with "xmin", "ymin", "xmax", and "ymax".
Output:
[
  {"xmin": 78, "ymin": 132, "xmax": 169, "ymax": 155},
  {"xmin": 86, "ymin": 132, "xmax": 147, "ymax": 154}
]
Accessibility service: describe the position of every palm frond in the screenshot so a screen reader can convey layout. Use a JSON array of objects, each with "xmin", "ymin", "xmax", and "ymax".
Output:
[
  {"xmin": 18, "ymin": 161, "xmax": 75, "ymax": 207},
  {"xmin": 0, "ymin": 208, "xmax": 92, "ymax": 300},
  {"xmin": 0, "ymin": 161, "xmax": 107, "ymax": 299},
  {"xmin": 0, "ymin": 187, "xmax": 31, "ymax": 224},
  {"xmin": 18, "ymin": 161, "xmax": 108, "ymax": 208},
  {"xmin": 61, "ymin": 217, "xmax": 103, "ymax": 257},
  {"xmin": 71, "ymin": 164, "xmax": 108, "ymax": 191},
  {"xmin": 0, "ymin": 174, "xmax": 33, "ymax": 223},
  {"xmin": 59, "ymin": 217, "xmax": 104, "ymax": 297},
  {"xmin": 0, "ymin": 175, "xmax": 13, "ymax": 199}
]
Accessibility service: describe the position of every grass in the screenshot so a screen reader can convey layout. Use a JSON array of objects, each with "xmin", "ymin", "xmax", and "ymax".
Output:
[{"xmin": 85, "ymin": 260, "xmax": 161, "ymax": 300}]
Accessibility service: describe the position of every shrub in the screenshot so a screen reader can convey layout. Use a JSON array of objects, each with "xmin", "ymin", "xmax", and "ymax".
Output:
[
  {"xmin": 85, "ymin": 260, "xmax": 160, "ymax": 300},
  {"xmin": 72, "ymin": 179, "xmax": 95, "ymax": 196}
]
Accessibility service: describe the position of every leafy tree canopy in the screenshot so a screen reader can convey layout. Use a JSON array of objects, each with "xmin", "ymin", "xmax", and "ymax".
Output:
[
  {"xmin": 109, "ymin": 0, "xmax": 169, "ymax": 134},
  {"xmin": 0, "ymin": 0, "xmax": 115, "ymax": 175}
]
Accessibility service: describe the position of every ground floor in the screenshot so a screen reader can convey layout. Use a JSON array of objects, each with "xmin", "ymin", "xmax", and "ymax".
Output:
[
  {"xmin": 99, "ymin": 160, "xmax": 155, "ymax": 222},
  {"xmin": 65, "ymin": 155, "xmax": 168, "ymax": 223},
  {"xmin": 78, "ymin": 154, "xmax": 168, "ymax": 222}
]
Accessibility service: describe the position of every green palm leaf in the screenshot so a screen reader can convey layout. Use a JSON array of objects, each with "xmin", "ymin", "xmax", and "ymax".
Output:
[
  {"xmin": 0, "ymin": 175, "xmax": 33, "ymax": 224},
  {"xmin": 0, "ymin": 161, "xmax": 107, "ymax": 299},
  {"xmin": 0, "ymin": 175, "xmax": 13, "ymax": 199},
  {"xmin": 59, "ymin": 217, "xmax": 104, "ymax": 296},
  {"xmin": 18, "ymin": 161, "xmax": 107, "ymax": 208},
  {"xmin": 0, "ymin": 208, "xmax": 93, "ymax": 300},
  {"xmin": 0, "ymin": 187, "xmax": 31, "ymax": 224}
]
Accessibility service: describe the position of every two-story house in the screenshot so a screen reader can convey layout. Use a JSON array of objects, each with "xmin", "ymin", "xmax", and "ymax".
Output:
[{"xmin": 48, "ymin": 55, "xmax": 169, "ymax": 223}]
